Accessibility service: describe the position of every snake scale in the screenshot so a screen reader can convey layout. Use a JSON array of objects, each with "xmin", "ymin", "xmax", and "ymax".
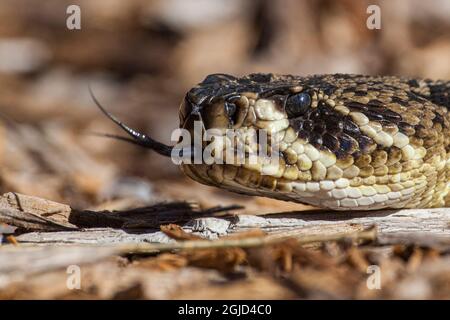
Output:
[{"xmin": 94, "ymin": 73, "xmax": 450, "ymax": 211}]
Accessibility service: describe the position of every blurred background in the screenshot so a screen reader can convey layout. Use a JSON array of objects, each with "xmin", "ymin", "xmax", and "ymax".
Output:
[{"xmin": 0, "ymin": 0, "xmax": 450, "ymax": 212}]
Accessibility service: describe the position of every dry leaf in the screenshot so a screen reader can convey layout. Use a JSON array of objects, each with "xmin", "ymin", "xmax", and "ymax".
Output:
[{"xmin": 160, "ymin": 224, "xmax": 203, "ymax": 241}]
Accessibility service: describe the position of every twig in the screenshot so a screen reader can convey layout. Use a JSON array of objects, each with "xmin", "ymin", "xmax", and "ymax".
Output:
[{"xmin": 114, "ymin": 225, "xmax": 378, "ymax": 254}]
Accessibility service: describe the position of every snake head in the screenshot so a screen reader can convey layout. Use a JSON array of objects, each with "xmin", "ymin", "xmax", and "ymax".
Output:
[
  {"xmin": 94, "ymin": 73, "xmax": 449, "ymax": 210},
  {"xmin": 179, "ymin": 73, "xmax": 446, "ymax": 210}
]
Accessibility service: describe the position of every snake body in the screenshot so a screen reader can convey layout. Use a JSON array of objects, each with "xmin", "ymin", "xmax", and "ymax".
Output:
[{"xmin": 94, "ymin": 73, "xmax": 450, "ymax": 210}]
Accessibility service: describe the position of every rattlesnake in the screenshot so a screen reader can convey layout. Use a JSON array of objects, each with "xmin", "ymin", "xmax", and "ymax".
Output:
[{"xmin": 92, "ymin": 73, "xmax": 450, "ymax": 210}]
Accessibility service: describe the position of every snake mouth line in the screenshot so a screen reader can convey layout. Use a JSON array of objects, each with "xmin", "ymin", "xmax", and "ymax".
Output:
[{"xmin": 171, "ymin": 128, "xmax": 282, "ymax": 176}]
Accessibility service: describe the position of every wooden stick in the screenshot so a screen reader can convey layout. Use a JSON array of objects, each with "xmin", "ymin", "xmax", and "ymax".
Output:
[{"xmin": 114, "ymin": 225, "xmax": 378, "ymax": 254}]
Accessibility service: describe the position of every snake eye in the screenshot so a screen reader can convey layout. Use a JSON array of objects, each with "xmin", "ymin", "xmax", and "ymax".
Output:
[{"xmin": 285, "ymin": 92, "xmax": 311, "ymax": 118}]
